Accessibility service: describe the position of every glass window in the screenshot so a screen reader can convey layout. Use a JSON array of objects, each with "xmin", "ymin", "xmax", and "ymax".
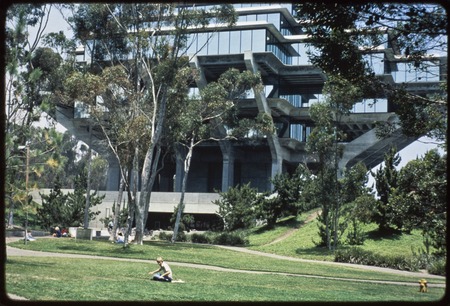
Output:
[
  {"xmin": 353, "ymin": 101, "xmax": 366, "ymax": 113},
  {"xmin": 364, "ymin": 53, "xmax": 384, "ymax": 75},
  {"xmin": 229, "ymin": 31, "xmax": 241, "ymax": 53},
  {"xmin": 257, "ymin": 14, "xmax": 267, "ymax": 22},
  {"xmin": 238, "ymin": 15, "xmax": 247, "ymax": 23},
  {"xmin": 351, "ymin": 99, "xmax": 387, "ymax": 113},
  {"xmin": 290, "ymin": 124, "xmax": 303, "ymax": 141},
  {"xmin": 241, "ymin": 30, "xmax": 252, "ymax": 52},
  {"xmin": 218, "ymin": 31, "xmax": 230, "ymax": 54},
  {"xmin": 246, "ymin": 14, "xmax": 256, "ymax": 22},
  {"xmin": 186, "ymin": 33, "xmax": 196, "ymax": 55},
  {"xmin": 196, "ymin": 32, "xmax": 208, "ymax": 55},
  {"xmin": 208, "ymin": 32, "xmax": 219, "ymax": 55},
  {"xmin": 252, "ymin": 29, "xmax": 266, "ymax": 51},
  {"xmin": 417, "ymin": 61, "xmax": 440, "ymax": 82},
  {"xmin": 267, "ymin": 13, "xmax": 280, "ymax": 30}
]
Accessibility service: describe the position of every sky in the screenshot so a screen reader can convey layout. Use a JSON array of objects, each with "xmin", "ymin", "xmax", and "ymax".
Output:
[{"xmin": 26, "ymin": 5, "xmax": 445, "ymax": 179}]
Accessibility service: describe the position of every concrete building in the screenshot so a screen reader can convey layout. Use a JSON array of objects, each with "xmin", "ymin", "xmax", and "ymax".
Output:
[{"xmin": 53, "ymin": 4, "xmax": 446, "ymax": 230}]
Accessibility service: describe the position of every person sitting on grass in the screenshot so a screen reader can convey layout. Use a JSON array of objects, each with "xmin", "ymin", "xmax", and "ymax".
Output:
[
  {"xmin": 116, "ymin": 232, "xmax": 124, "ymax": 243},
  {"xmin": 53, "ymin": 227, "xmax": 61, "ymax": 238},
  {"xmin": 149, "ymin": 257, "xmax": 172, "ymax": 282},
  {"xmin": 25, "ymin": 231, "xmax": 36, "ymax": 241}
]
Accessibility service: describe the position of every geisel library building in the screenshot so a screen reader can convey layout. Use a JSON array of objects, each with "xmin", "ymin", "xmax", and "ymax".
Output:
[{"xmin": 41, "ymin": 3, "xmax": 446, "ymax": 231}]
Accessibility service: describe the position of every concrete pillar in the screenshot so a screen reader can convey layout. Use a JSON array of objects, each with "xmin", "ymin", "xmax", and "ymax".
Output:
[
  {"xmin": 174, "ymin": 144, "xmax": 186, "ymax": 192},
  {"xmin": 219, "ymin": 141, "xmax": 234, "ymax": 191},
  {"xmin": 106, "ymin": 155, "xmax": 120, "ymax": 191}
]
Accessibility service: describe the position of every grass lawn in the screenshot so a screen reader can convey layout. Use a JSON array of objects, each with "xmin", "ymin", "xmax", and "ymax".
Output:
[
  {"xmin": 8, "ymin": 238, "xmax": 445, "ymax": 284},
  {"xmin": 248, "ymin": 210, "xmax": 434, "ymax": 262},
  {"xmin": 6, "ymin": 210, "xmax": 446, "ymax": 302},
  {"xmin": 5, "ymin": 256, "xmax": 445, "ymax": 302}
]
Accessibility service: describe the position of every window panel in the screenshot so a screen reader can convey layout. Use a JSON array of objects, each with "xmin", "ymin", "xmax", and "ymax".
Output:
[
  {"xmin": 241, "ymin": 30, "xmax": 252, "ymax": 52},
  {"xmin": 251, "ymin": 29, "xmax": 265, "ymax": 51},
  {"xmin": 218, "ymin": 31, "xmax": 230, "ymax": 54},
  {"xmin": 196, "ymin": 32, "xmax": 208, "ymax": 55},
  {"xmin": 267, "ymin": 13, "xmax": 280, "ymax": 30},
  {"xmin": 208, "ymin": 32, "xmax": 219, "ymax": 55},
  {"xmin": 229, "ymin": 31, "xmax": 241, "ymax": 53}
]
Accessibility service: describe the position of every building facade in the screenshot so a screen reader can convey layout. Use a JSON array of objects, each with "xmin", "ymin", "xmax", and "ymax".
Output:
[{"xmin": 55, "ymin": 3, "xmax": 446, "ymax": 230}]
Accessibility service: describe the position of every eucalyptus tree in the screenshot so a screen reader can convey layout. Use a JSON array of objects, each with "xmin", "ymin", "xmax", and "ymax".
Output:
[
  {"xmin": 4, "ymin": 4, "xmax": 72, "ymax": 229},
  {"xmin": 67, "ymin": 3, "xmax": 238, "ymax": 244},
  {"xmin": 169, "ymin": 68, "xmax": 264, "ymax": 242},
  {"xmin": 294, "ymin": 3, "xmax": 447, "ymax": 142},
  {"xmin": 306, "ymin": 76, "xmax": 363, "ymax": 250}
]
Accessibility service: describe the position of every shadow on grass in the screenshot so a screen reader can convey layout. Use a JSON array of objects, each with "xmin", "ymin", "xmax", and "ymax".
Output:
[
  {"xmin": 366, "ymin": 228, "xmax": 403, "ymax": 241},
  {"xmin": 143, "ymin": 240, "xmax": 217, "ymax": 251},
  {"xmin": 6, "ymin": 258, "xmax": 54, "ymax": 267}
]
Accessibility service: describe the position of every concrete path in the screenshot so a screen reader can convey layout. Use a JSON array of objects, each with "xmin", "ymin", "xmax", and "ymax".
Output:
[{"xmin": 4, "ymin": 236, "xmax": 446, "ymax": 300}]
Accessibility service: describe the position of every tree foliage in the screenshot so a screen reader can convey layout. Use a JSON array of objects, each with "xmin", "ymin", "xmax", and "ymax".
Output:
[
  {"xmin": 170, "ymin": 68, "xmax": 264, "ymax": 242},
  {"xmin": 389, "ymin": 150, "xmax": 446, "ymax": 255},
  {"xmin": 370, "ymin": 146, "xmax": 400, "ymax": 232},
  {"xmin": 339, "ymin": 163, "xmax": 376, "ymax": 245},
  {"xmin": 294, "ymin": 3, "xmax": 447, "ymax": 141},
  {"xmin": 36, "ymin": 173, "xmax": 103, "ymax": 230},
  {"xmin": 66, "ymin": 3, "xmax": 238, "ymax": 244},
  {"xmin": 214, "ymin": 183, "xmax": 263, "ymax": 232},
  {"xmin": 260, "ymin": 164, "xmax": 311, "ymax": 228}
]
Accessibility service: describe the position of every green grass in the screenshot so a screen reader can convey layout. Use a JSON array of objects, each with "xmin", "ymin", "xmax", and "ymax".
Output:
[
  {"xmin": 6, "ymin": 256, "xmax": 445, "ymax": 302},
  {"xmin": 7, "ymin": 239, "xmax": 445, "ymax": 284},
  {"xmin": 248, "ymin": 211, "xmax": 433, "ymax": 262},
  {"xmin": 6, "ymin": 210, "xmax": 446, "ymax": 302}
]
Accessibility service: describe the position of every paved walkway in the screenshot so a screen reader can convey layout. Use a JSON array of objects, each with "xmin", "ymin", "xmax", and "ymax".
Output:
[{"xmin": 4, "ymin": 236, "xmax": 446, "ymax": 300}]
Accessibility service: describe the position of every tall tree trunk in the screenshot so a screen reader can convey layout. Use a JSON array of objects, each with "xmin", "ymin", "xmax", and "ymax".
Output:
[
  {"xmin": 172, "ymin": 138, "xmax": 194, "ymax": 243},
  {"xmin": 144, "ymin": 145, "xmax": 162, "ymax": 228},
  {"xmin": 135, "ymin": 92, "xmax": 167, "ymax": 244},
  {"xmin": 111, "ymin": 177, "xmax": 124, "ymax": 242},
  {"xmin": 7, "ymin": 197, "xmax": 14, "ymax": 228},
  {"xmin": 83, "ymin": 123, "xmax": 92, "ymax": 229}
]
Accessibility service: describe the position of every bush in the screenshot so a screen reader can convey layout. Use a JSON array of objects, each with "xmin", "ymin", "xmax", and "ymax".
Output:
[
  {"xmin": 189, "ymin": 231, "xmax": 249, "ymax": 246},
  {"xmin": 158, "ymin": 231, "xmax": 170, "ymax": 241},
  {"xmin": 214, "ymin": 183, "xmax": 260, "ymax": 231},
  {"xmin": 334, "ymin": 247, "xmax": 420, "ymax": 272},
  {"xmin": 158, "ymin": 231, "xmax": 187, "ymax": 242},
  {"xmin": 190, "ymin": 232, "xmax": 213, "ymax": 244},
  {"xmin": 213, "ymin": 231, "xmax": 249, "ymax": 246},
  {"xmin": 426, "ymin": 257, "xmax": 446, "ymax": 276}
]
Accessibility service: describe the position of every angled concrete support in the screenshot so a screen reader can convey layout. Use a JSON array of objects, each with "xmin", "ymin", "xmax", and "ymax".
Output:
[{"xmin": 244, "ymin": 51, "xmax": 283, "ymax": 188}]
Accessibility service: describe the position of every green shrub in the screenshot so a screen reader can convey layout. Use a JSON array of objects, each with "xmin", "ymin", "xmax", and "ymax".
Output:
[
  {"xmin": 213, "ymin": 231, "xmax": 249, "ymax": 246},
  {"xmin": 158, "ymin": 231, "xmax": 187, "ymax": 242},
  {"xmin": 426, "ymin": 257, "xmax": 446, "ymax": 276},
  {"xmin": 158, "ymin": 232, "xmax": 170, "ymax": 241},
  {"xmin": 334, "ymin": 247, "xmax": 420, "ymax": 272},
  {"xmin": 191, "ymin": 232, "xmax": 212, "ymax": 244}
]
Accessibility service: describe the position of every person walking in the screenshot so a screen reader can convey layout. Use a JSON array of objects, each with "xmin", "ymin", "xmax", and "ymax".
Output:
[{"xmin": 149, "ymin": 257, "xmax": 173, "ymax": 282}]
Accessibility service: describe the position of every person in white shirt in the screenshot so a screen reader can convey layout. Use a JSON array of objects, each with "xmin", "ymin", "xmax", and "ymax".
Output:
[
  {"xmin": 149, "ymin": 257, "xmax": 173, "ymax": 282},
  {"xmin": 26, "ymin": 231, "xmax": 36, "ymax": 241}
]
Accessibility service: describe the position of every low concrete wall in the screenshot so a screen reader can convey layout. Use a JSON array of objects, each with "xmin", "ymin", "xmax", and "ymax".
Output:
[
  {"xmin": 76, "ymin": 228, "xmax": 93, "ymax": 240},
  {"xmin": 5, "ymin": 230, "xmax": 25, "ymax": 237},
  {"xmin": 28, "ymin": 190, "xmax": 222, "ymax": 229}
]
